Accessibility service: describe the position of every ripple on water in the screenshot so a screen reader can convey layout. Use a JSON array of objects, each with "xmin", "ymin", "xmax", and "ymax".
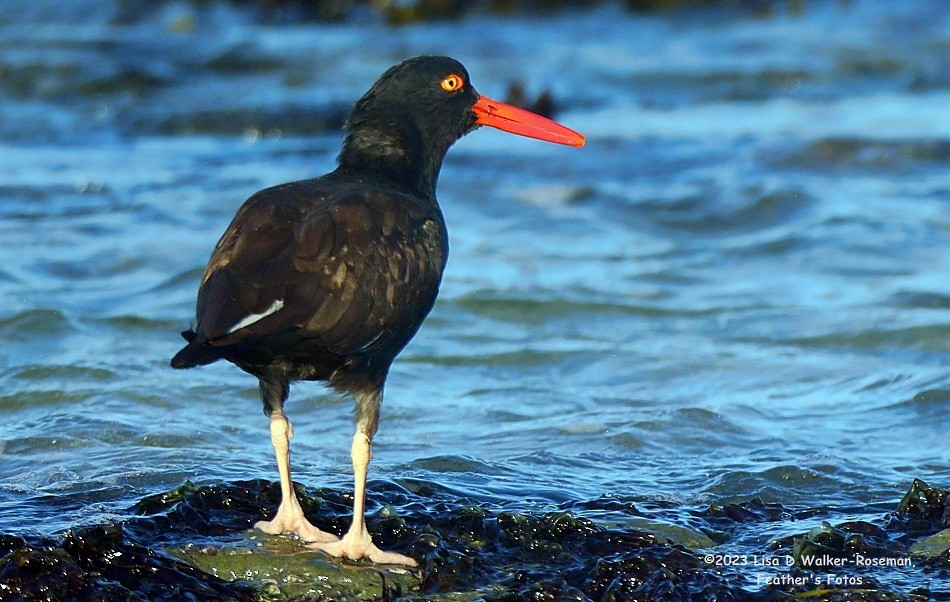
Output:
[
  {"xmin": 629, "ymin": 67, "xmax": 814, "ymax": 105},
  {"xmin": 767, "ymin": 137, "xmax": 950, "ymax": 173},
  {"xmin": 34, "ymin": 252, "xmax": 148, "ymax": 281},
  {"xmin": 405, "ymin": 348, "xmax": 574, "ymax": 368},
  {"xmin": 607, "ymin": 431, "xmax": 646, "ymax": 451},
  {"xmin": 4, "ymin": 412, "xmax": 148, "ymax": 451},
  {"xmin": 12, "ymin": 364, "xmax": 116, "ymax": 383},
  {"xmin": 0, "ymin": 185, "xmax": 116, "ymax": 220},
  {"xmin": 877, "ymin": 389, "xmax": 950, "ymax": 423},
  {"xmin": 146, "ymin": 267, "xmax": 204, "ymax": 294},
  {"xmin": 886, "ymin": 290, "xmax": 950, "ymax": 310},
  {"xmin": 645, "ymin": 186, "xmax": 816, "ymax": 237},
  {"xmin": 2, "ymin": 433, "xmax": 93, "ymax": 455},
  {"xmin": 0, "ymin": 309, "xmax": 74, "ymax": 341},
  {"xmin": 0, "ymin": 390, "xmax": 94, "ymax": 412},
  {"xmin": 788, "ymin": 324, "xmax": 950, "ymax": 355},
  {"xmin": 98, "ymin": 315, "xmax": 183, "ymax": 333},
  {"xmin": 146, "ymin": 103, "xmax": 350, "ymax": 137},
  {"xmin": 647, "ymin": 407, "xmax": 748, "ymax": 434},
  {"xmin": 451, "ymin": 291, "xmax": 702, "ymax": 324},
  {"xmin": 702, "ymin": 465, "xmax": 837, "ymax": 504},
  {"xmin": 411, "ymin": 454, "xmax": 514, "ymax": 476}
]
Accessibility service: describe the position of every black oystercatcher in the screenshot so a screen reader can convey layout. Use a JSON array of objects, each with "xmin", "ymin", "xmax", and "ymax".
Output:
[{"xmin": 171, "ymin": 56, "xmax": 584, "ymax": 566}]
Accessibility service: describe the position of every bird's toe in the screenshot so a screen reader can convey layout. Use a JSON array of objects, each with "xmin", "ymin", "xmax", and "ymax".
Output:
[
  {"xmin": 254, "ymin": 514, "xmax": 337, "ymax": 543},
  {"xmin": 254, "ymin": 518, "xmax": 285, "ymax": 535},
  {"xmin": 308, "ymin": 531, "xmax": 417, "ymax": 567},
  {"xmin": 296, "ymin": 522, "xmax": 339, "ymax": 544},
  {"xmin": 367, "ymin": 546, "xmax": 418, "ymax": 567}
]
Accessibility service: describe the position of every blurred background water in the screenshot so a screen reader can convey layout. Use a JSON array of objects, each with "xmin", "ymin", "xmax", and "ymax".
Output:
[{"xmin": 0, "ymin": 0, "xmax": 948, "ymax": 594}]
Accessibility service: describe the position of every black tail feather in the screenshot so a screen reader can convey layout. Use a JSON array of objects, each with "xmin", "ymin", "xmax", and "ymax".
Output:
[{"xmin": 170, "ymin": 330, "xmax": 222, "ymax": 369}]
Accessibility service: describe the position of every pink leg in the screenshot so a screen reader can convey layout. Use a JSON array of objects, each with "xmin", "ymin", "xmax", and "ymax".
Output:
[
  {"xmin": 254, "ymin": 411, "xmax": 337, "ymax": 544},
  {"xmin": 308, "ymin": 391, "xmax": 416, "ymax": 566}
]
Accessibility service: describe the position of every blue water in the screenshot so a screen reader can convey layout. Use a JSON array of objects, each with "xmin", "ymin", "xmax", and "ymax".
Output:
[{"xmin": 0, "ymin": 0, "xmax": 948, "ymax": 593}]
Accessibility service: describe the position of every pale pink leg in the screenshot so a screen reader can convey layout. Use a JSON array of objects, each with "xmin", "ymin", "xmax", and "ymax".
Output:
[
  {"xmin": 254, "ymin": 412, "xmax": 338, "ymax": 544},
  {"xmin": 309, "ymin": 391, "xmax": 417, "ymax": 566}
]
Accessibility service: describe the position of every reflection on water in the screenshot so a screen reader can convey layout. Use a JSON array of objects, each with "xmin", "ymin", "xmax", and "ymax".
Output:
[{"xmin": 0, "ymin": 0, "xmax": 948, "ymax": 597}]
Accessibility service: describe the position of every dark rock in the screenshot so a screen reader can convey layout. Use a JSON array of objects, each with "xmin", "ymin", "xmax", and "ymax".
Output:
[{"xmin": 1, "ymin": 478, "xmax": 947, "ymax": 600}]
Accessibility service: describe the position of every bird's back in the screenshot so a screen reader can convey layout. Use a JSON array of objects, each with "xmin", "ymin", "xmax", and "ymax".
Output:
[{"xmin": 172, "ymin": 170, "xmax": 449, "ymax": 394}]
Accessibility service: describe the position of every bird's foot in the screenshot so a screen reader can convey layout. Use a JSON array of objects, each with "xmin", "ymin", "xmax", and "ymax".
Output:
[
  {"xmin": 254, "ymin": 500, "xmax": 338, "ymax": 544},
  {"xmin": 308, "ymin": 527, "xmax": 417, "ymax": 567}
]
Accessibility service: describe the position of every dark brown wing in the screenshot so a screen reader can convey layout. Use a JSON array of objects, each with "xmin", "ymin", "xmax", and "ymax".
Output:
[{"xmin": 189, "ymin": 179, "xmax": 448, "ymax": 363}]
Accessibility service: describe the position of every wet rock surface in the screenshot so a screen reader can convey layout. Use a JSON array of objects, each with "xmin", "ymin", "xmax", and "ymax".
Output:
[{"xmin": 1, "ymin": 479, "xmax": 947, "ymax": 601}]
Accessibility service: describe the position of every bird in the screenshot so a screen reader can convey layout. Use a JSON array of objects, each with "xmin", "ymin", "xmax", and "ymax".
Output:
[{"xmin": 171, "ymin": 55, "xmax": 584, "ymax": 566}]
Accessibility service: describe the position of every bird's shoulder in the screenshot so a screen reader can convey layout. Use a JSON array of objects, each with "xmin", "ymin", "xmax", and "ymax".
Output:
[{"xmin": 194, "ymin": 175, "xmax": 448, "ymax": 351}]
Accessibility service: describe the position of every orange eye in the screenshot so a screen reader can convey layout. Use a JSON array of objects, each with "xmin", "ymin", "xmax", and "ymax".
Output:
[{"xmin": 440, "ymin": 74, "xmax": 464, "ymax": 92}]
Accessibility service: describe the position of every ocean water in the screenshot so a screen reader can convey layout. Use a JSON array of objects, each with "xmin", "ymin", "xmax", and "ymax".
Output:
[{"xmin": 0, "ymin": 0, "xmax": 948, "ymax": 596}]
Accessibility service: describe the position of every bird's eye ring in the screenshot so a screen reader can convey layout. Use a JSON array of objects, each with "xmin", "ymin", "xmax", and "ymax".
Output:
[{"xmin": 440, "ymin": 74, "xmax": 464, "ymax": 92}]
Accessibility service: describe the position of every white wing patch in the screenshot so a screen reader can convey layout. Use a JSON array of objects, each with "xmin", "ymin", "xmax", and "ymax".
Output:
[{"xmin": 227, "ymin": 299, "xmax": 284, "ymax": 334}]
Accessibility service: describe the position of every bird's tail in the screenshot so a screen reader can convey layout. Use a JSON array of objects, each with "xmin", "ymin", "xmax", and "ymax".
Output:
[{"xmin": 170, "ymin": 329, "xmax": 222, "ymax": 369}]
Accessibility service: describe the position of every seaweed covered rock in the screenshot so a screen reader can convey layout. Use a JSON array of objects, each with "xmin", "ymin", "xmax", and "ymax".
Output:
[
  {"xmin": 893, "ymin": 479, "xmax": 950, "ymax": 570},
  {"xmin": 704, "ymin": 496, "xmax": 791, "ymax": 524},
  {"xmin": 890, "ymin": 478, "xmax": 950, "ymax": 533},
  {"xmin": 764, "ymin": 479, "xmax": 950, "ymax": 601},
  {"xmin": 791, "ymin": 520, "xmax": 897, "ymax": 564},
  {"xmin": 1, "ymin": 479, "xmax": 948, "ymax": 601},
  {"xmin": 0, "ymin": 525, "xmax": 257, "ymax": 601}
]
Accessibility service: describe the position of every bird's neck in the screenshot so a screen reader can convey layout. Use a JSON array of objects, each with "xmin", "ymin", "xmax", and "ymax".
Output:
[{"xmin": 337, "ymin": 122, "xmax": 448, "ymax": 199}]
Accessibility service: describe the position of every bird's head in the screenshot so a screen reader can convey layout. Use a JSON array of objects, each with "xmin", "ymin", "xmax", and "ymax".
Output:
[{"xmin": 340, "ymin": 56, "xmax": 584, "ymax": 195}]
